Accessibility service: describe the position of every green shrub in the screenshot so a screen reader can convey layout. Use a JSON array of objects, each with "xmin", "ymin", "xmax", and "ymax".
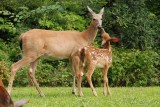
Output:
[
  {"xmin": 109, "ymin": 48, "xmax": 159, "ymax": 87},
  {"xmin": 0, "ymin": 40, "xmax": 12, "ymax": 85}
]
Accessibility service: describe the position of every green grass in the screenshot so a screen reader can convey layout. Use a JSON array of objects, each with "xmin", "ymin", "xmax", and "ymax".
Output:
[{"xmin": 11, "ymin": 87, "xmax": 160, "ymax": 107}]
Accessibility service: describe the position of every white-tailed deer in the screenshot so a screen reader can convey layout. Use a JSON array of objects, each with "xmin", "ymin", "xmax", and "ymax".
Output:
[
  {"xmin": 0, "ymin": 79, "xmax": 28, "ymax": 107},
  {"xmin": 78, "ymin": 28, "xmax": 120, "ymax": 96},
  {"xmin": 7, "ymin": 6, "xmax": 104, "ymax": 97}
]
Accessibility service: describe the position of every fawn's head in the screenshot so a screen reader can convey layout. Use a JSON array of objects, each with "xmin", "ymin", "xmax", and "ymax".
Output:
[
  {"xmin": 101, "ymin": 28, "xmax": 120, "ymax": 48},
  {"xmin": 87, "ymin": 6, "xmax": 104, "ymax": 28}
]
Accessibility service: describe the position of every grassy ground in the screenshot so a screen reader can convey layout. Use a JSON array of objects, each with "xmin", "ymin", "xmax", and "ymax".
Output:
[{"xmin": 11, "ymin": 87, "xmax": 160, "ymax": 107}]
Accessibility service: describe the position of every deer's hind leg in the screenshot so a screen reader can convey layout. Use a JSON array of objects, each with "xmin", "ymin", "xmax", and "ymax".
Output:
[
  {"xmin": 27, "ymin": 59, "xmax": 45, "ymax": 97},
  {"xmin": 103, "ymin": 65, "xmax": 110, "ymax": 96},
  {"xmin": 7, "ymin": 56, "xmax": 37, "ymax": 94},
  {"xmin": 86, "ymin": 64, "xmax": 97, "ymax": 96}
]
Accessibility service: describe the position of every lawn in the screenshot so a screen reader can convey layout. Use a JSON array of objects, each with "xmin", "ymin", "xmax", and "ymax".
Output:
[{"xmin": 11, "ymin": 87, "xmax": 160, "ymax": 107}]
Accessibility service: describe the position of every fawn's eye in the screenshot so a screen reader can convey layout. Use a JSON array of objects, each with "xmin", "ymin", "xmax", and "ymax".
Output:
[{"xmin": 93, "ymin": 18, "xmax": 96, "ymax": 21}]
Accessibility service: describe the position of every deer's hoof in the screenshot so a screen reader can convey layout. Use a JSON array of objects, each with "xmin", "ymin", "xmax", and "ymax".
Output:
[
  {"xmin": 40, "ymin": 93, "xmax": 45, "ymax": 97},
  {"xmin": 78, "ymin": 92, "xmax": 84, "ymax": 97},
  {"xmin": 93, "ymin": 91, "xmax": 98, "ymax": 97},
  {"xmin": 72, "ymin": 88, "xmax": 76, "ymax": 95},
  {"xmin": 103, "ymin": 91, "xmax": 111, "ymax": 96},
  {"xmin": 108, "ymin": 92, "xmax": 111, "ymax": 96},
  {"xmin": 72, "ymin": 91, "xmax": 76, "ymax": 95}
]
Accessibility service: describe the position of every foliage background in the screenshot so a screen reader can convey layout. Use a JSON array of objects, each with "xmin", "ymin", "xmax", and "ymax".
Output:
[{"xmin": 0, "ymin": 0, "xmax": 159, "ymax": 87}]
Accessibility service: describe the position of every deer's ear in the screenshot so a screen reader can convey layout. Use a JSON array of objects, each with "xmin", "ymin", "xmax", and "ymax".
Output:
[
  {"xmin": 99, "ymin": 7, "xmax": 104, "ymax": 15},
  {"xmin": 0, "ymin": 86, "xmax": 14, "ymax": 106},
  {"xmin": 87, "ymin": 6, "xmax": 95, "ymax": 15},
  {"xmin": 110, "ymin": 38, "xmax": 120, "ymax": 42}
]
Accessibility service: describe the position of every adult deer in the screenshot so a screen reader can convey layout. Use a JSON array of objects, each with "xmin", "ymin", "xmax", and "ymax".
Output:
[
  {"xmin": 0, "ymin": 79, "xmax": 28, "ymax": 107},
  {"xmin": 78, "ymin": 28, "xmax": 120, "ymax": 96},
  {"xmin": 7, "ymin": 6, "xmax": 104, "ymax": 97}
]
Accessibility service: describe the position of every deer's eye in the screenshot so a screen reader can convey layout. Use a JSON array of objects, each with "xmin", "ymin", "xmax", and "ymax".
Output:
[{"xmin": 93, "ymin": 18, "xmax": 96, "ymax": 21}]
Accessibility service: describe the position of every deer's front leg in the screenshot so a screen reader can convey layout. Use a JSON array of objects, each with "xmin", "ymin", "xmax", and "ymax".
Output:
[
  {"xmin": 71, "ymin": 70, "xmax": 76, "ymax": 95},
  {"xmin": 72, "ymin": 56, "xmax": 83, "ymax": 96},
  {"xmin": 71, "ymin": 57, "xmax": 77, "ymax": 95}
]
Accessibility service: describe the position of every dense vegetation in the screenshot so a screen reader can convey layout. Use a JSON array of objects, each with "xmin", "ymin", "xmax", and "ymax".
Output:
[{"xmin": 0, "ymin": 0, "xmax": 159, "ymax": 87}]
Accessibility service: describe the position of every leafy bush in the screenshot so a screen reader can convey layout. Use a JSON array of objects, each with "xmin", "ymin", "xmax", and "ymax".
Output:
[
  {"xmin": 109, "ymin": 48, "xmax": 159, "ymax": 87},
  {"xmin": 0, "ymin": 40, "xmax": 12, "ymax": 85},
  {"xmin": 104, "ymin": 0, "xmax": 159, "ymax": 50},
  {"xmin": 38, "ymin": 11, "xmax": 86, "ymax": 30}
]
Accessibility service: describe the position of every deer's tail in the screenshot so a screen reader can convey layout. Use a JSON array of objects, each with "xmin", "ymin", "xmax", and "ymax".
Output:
[
  {"xmin": 19, "ymin": 33, "xmax": 24, "ymax": 50},
  {"xmin": 19, "ymin": 39, "xmax": 22, "ymax": 50}
]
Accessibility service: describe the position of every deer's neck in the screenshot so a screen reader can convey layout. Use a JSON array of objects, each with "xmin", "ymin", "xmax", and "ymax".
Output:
[{"xmin": 83, "ymin": 21, "xmax": 98, "ymax": 44}]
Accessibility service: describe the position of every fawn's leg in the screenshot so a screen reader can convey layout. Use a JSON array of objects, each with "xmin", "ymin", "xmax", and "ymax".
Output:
[
  {"xmin": 27, "ymin": 59, "xmax": 45, "ymax": 97},
  {"xmin": 103, "ymin": 65, "xmax": 110, "ymax": 96},
  {"xmin": 7, "ymin": 57, "xmax": 35, "ymax": 94},
  {"xmin": 86, "ymin": 64, "xmax": 97, "ymax": 96}
]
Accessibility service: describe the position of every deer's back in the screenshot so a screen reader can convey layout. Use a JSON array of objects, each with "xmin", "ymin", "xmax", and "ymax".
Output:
[
  {"xmin": 21, "ymin": 29, "xmax": 89, "ymax": 58},
  {"xmin": 84, "ymin": 46, "xmax": 112, "ymax": 68}
]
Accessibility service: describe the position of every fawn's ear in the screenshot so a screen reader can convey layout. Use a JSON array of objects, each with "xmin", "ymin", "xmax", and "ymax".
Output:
[
  {"xmin": 0, "ymin": 86, "xmax": 14, "ymax": 107},
  {"xmin": 14, "ymin": 99, "xmax": 29, "ymax": 107},
  {"xmin": 110, "ymin": 38, "xmax": 120, "ymax": 42}
]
